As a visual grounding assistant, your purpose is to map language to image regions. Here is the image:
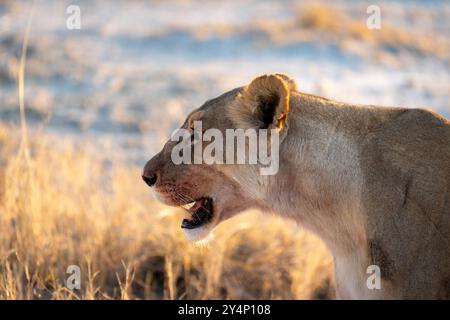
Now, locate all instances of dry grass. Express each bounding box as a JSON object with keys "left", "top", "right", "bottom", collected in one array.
[
  {"left": 0, "top": 124, "right": 333, "bottom": 300},
  {"left": 295, "top": 3, "right": 450, "bottom": 60},
  {"left": 0, "top": 0, "right": 331, "bottom": 299},
  {"left": 193, "top": 2, "right": 449, "bottom": 62}
]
